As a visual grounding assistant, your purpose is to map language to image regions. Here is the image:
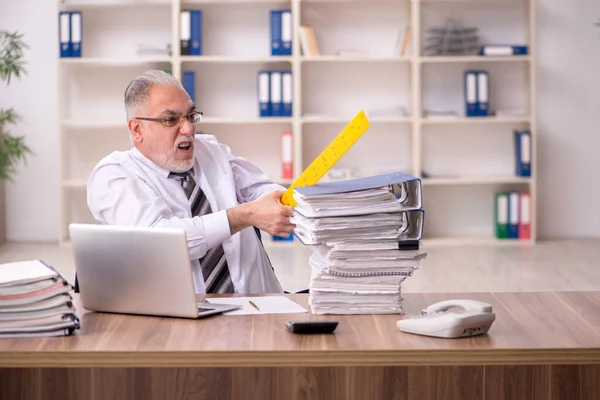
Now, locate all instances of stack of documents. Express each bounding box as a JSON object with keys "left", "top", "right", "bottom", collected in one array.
[
  {"left": 0, "top": 260, "right": 80, "bottom": 338},
  {"left": 291, "top": 172, "right": 427, "bottom": 315}
]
